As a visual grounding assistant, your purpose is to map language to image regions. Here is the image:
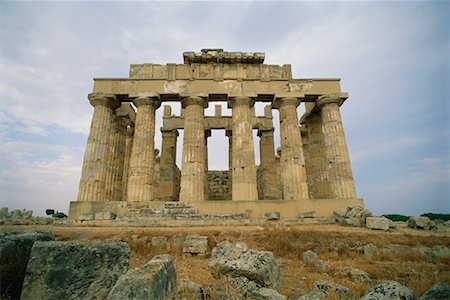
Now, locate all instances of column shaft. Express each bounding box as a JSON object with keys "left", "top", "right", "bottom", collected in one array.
[
  {"left": 273, "top": 97, "right": 309, "bottom": 200},
  {"left": 318, "top": 95, "right": 357, "bottom": 198},
  {"left": 229, "top": 97, "right": 258, "bottom": 201},
  {"left": 121, "top": 126, "right": 134, "bottom": 202},
  {"left": 127, "top": 96, "right": 161, "bottom": 207},
  {"left": 159, "top": 129, "right": 180, "bottom": 201},
  {"left": 179, "top": 96, "right": 208, "bottom": 202},
  {"left": 258, "top": 129, "right": 282, "bottom": 199},
  {"left": 77, "top": 93, "right": 120, "bottom": 202}
]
